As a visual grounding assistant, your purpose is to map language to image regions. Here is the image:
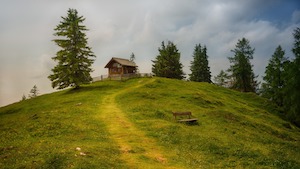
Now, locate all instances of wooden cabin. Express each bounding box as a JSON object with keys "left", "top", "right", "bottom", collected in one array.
[{"left": 104, "top": 57, "right": 138, "bottom": 79}]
